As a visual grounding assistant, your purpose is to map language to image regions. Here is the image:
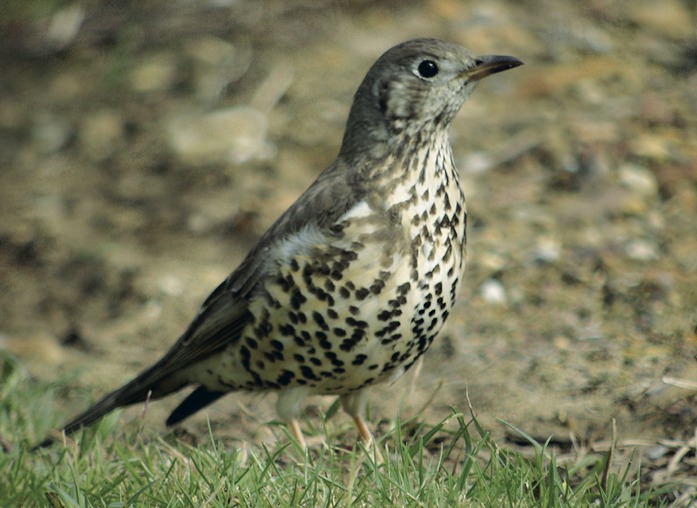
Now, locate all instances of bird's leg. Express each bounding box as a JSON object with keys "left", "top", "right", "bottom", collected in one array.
[
  {"left": 287, "top": 418, "right": 307, "bottom": 450},
  {"left": 352, "top": 414, "right": 383, "bottom": 464},
  {"left": 352, "top": 414, "right": 374, "bottom": 446},
  {"left": 277, "top": 387, "right": 310, "bottom": 450},
  {"left": 341, "top": 391, "right": 384, "bottom": 464}
]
